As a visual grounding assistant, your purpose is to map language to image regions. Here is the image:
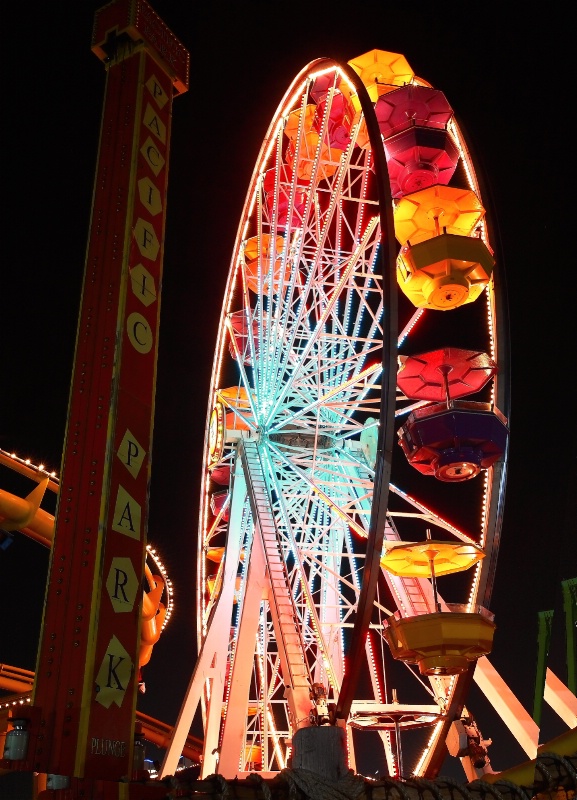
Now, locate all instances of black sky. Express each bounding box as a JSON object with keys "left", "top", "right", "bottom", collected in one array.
[{"left": 2, "top": 0, "right": 575, "bottom": 780}]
